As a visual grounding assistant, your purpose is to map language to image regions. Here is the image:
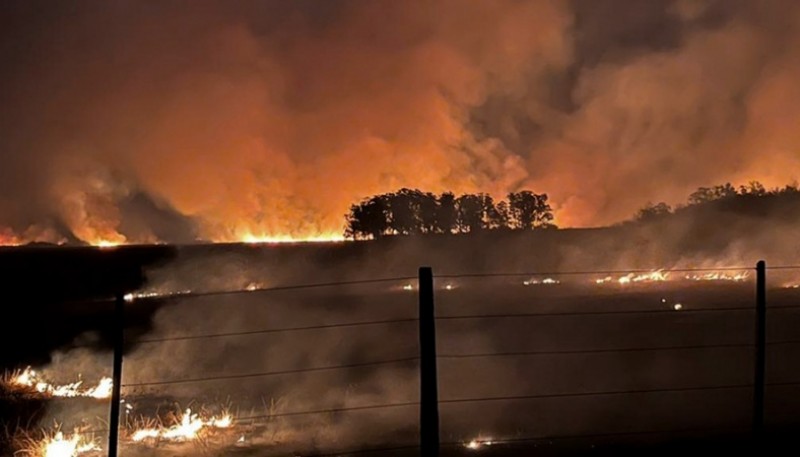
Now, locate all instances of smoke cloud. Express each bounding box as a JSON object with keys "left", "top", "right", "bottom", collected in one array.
[{"left": 0, "top": 0, "right": 798, "bottom": 243}]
